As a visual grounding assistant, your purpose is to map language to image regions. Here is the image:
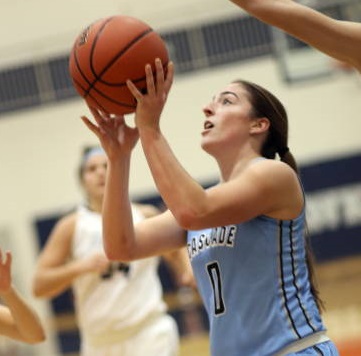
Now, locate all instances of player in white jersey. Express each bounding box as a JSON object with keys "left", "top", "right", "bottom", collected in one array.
[
  {"left": 82, "top": 59, "right": 339, "bottom": 355},
  {"left": 228, "top": 0, "right": 361, "bottom": 73},
  {"left": 32, "top": 146, "right": 194, "bottom": 356}
]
